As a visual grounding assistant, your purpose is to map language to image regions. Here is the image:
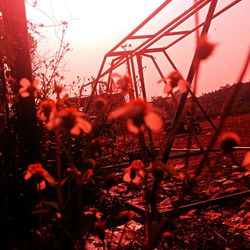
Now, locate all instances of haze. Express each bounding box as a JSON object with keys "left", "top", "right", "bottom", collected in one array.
[{"left": 26, "top": 0, "right": 250, "bottom": 98}]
